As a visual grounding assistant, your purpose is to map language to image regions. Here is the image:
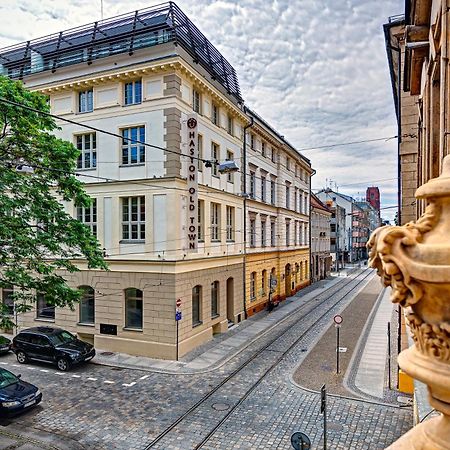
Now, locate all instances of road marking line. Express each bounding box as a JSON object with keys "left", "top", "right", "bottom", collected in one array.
[
  {"left": 139, "top": 375, "right": 150, "bottom": 380},
  {"left": 104, "top": 380, "right": 115, "bottom": 384},
  {"left": 27, "top": 367, "right": 36, "bottom": 370},
  {"left": 40, "top": 369, "right": 49, "bottom": 373},
  {"left": 55, "top": 372, "right": 66, "bottom": 375},
  {"left": 87, "top": 377, "right": 97, "bottom": 381},
  {"left": 11, "top": 364, "right": 20, "bottom": 367},
  {"left": 71, "top": 374, "right": 81, "bottom": 378},
  {"left": 0, "top": 362, "right": 8, "bottom": 365},
  {"left": 122, "top": 382, "right": 136, "bottom": 387}
]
